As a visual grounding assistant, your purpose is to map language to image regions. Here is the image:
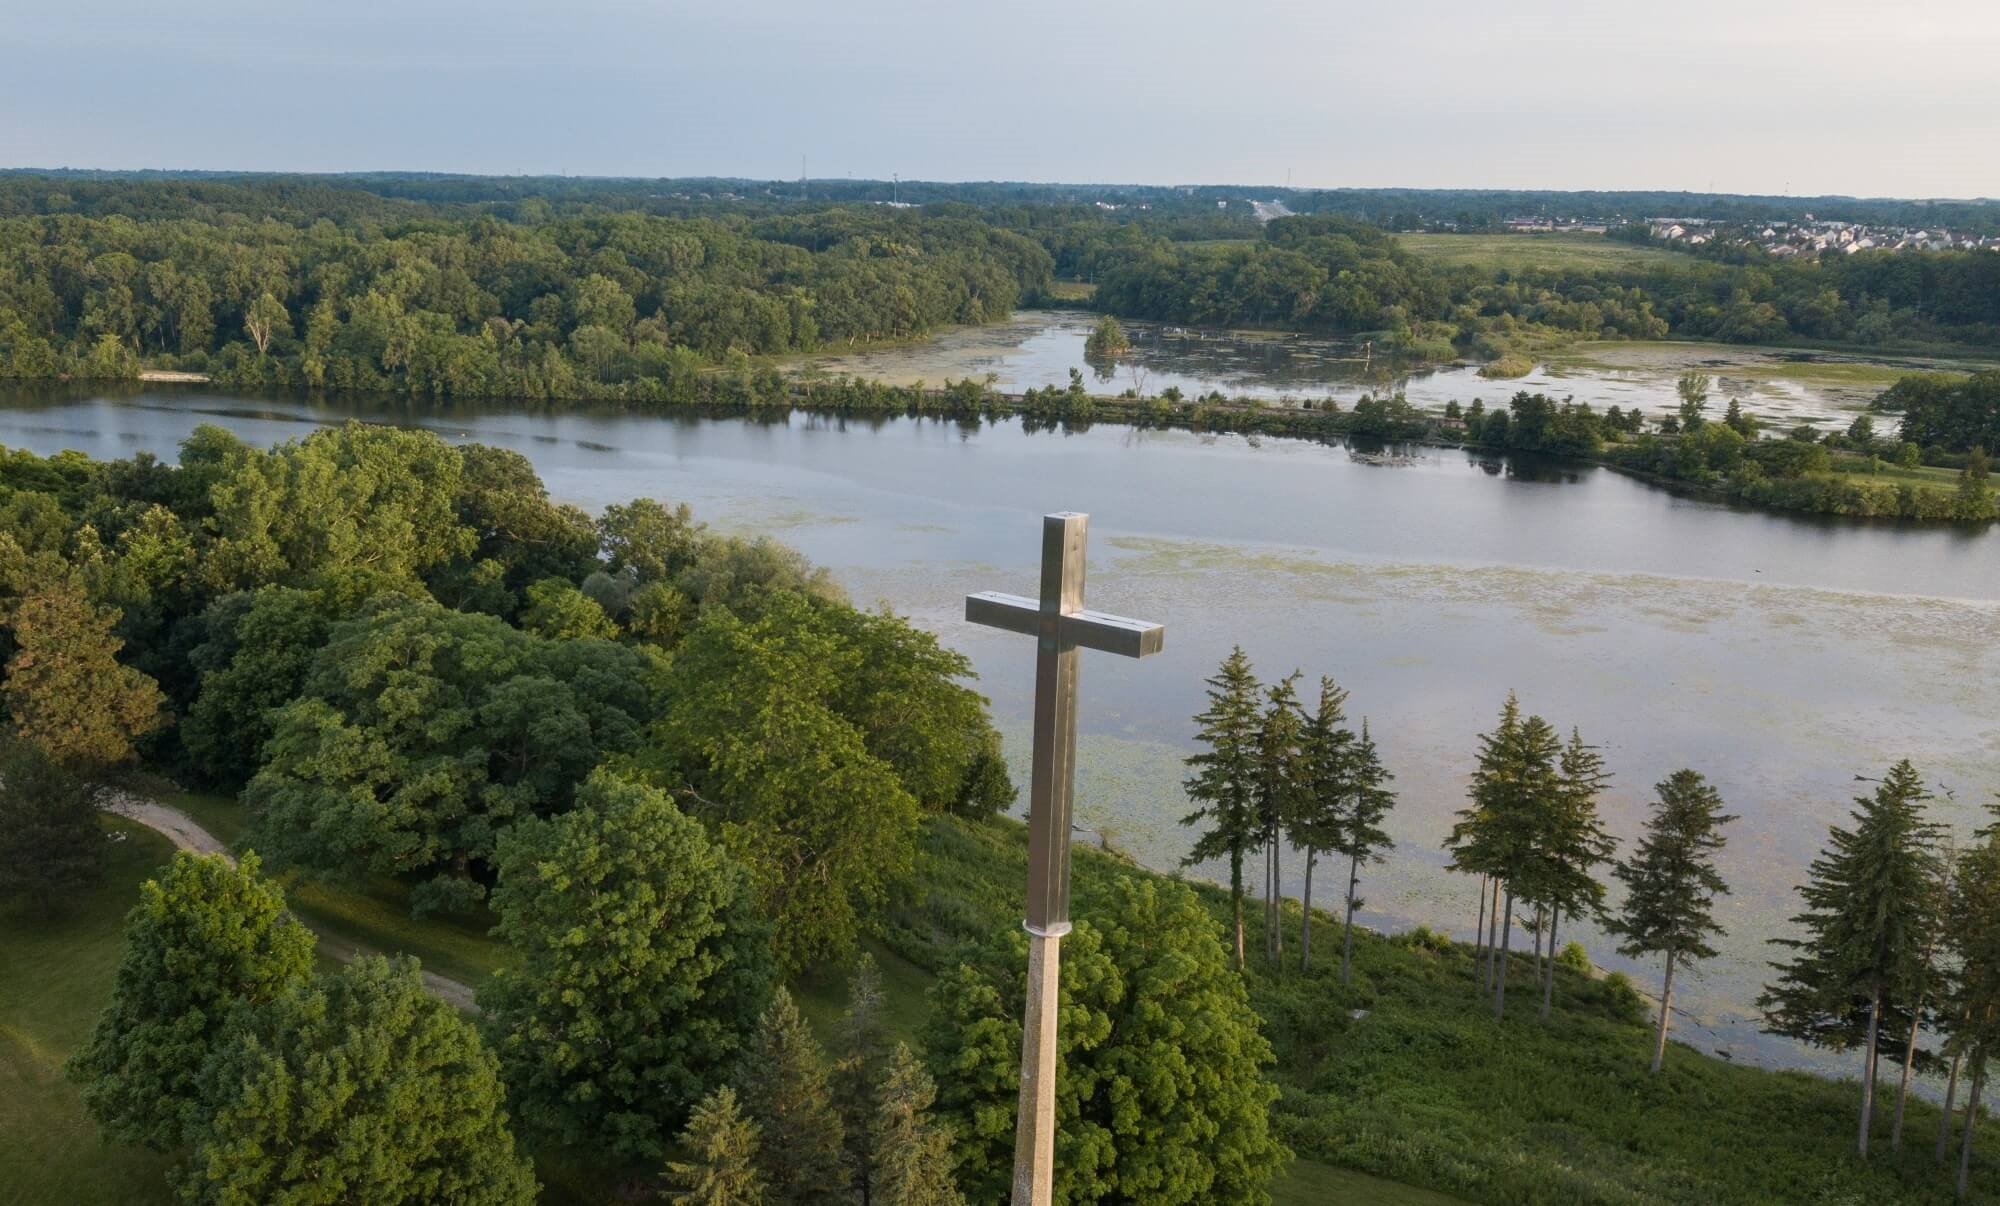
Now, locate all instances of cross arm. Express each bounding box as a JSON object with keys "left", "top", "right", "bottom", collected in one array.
[{"left": 965, "top": 591, "right": 1164, "bottom": 659}]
